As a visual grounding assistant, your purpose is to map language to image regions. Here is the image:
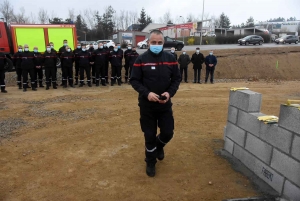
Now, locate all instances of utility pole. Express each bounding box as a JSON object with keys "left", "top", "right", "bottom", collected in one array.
[{"left": 200, "top": 0, "right": 205, "bottom": 46}]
